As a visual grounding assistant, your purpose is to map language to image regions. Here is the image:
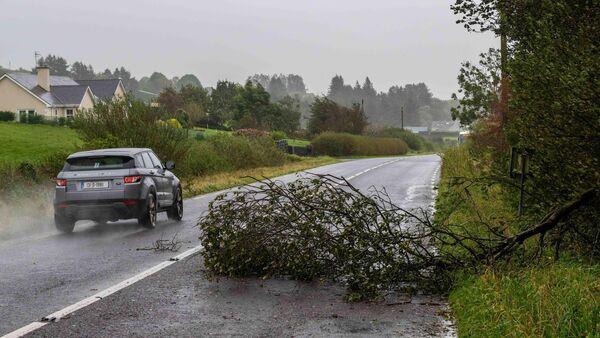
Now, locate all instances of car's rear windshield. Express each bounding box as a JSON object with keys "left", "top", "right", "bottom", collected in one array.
[{"left": 64, "top": 156, "right": 135, "bottom": 171}]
